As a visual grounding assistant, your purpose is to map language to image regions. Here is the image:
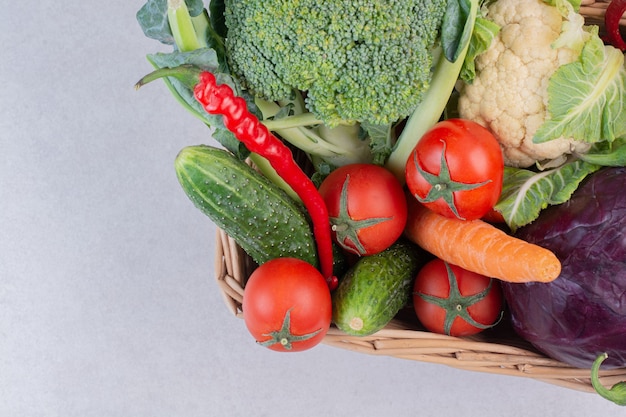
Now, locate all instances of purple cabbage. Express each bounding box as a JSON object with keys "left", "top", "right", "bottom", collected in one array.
[{"left": 502, "top": 167, "right": 626, "bottom": 369}]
